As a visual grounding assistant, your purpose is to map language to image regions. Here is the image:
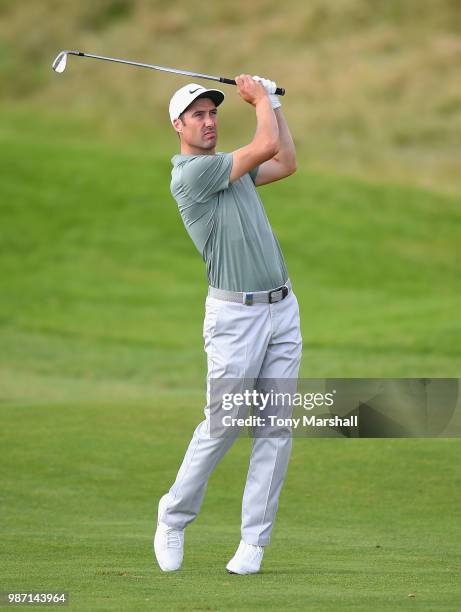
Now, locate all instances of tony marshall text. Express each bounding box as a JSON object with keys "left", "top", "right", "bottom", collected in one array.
[{"left": 222, "top": 415, "right": 359, "bottom": 428}]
